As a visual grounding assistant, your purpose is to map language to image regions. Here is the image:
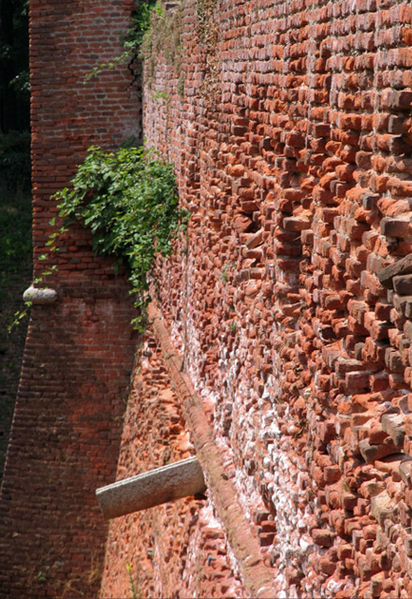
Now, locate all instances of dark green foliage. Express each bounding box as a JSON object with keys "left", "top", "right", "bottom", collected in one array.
[
  {"left": 0, "top": 0, "right": 30, "bottom": 132},
  {"left": 54, "top": 146, "right": 187, "bottom": 331},
  {"left": 124, "top": 0, "right": 158, "bottom": 51},
  {"left": 0, "top": 129, "right": 31, "bottom": 190},
  {"left": 0, "top": 184, "right": 32, "bottom": 271},
  {"left": 141, "top": 1, "right": 182, "bottom": 84}
]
